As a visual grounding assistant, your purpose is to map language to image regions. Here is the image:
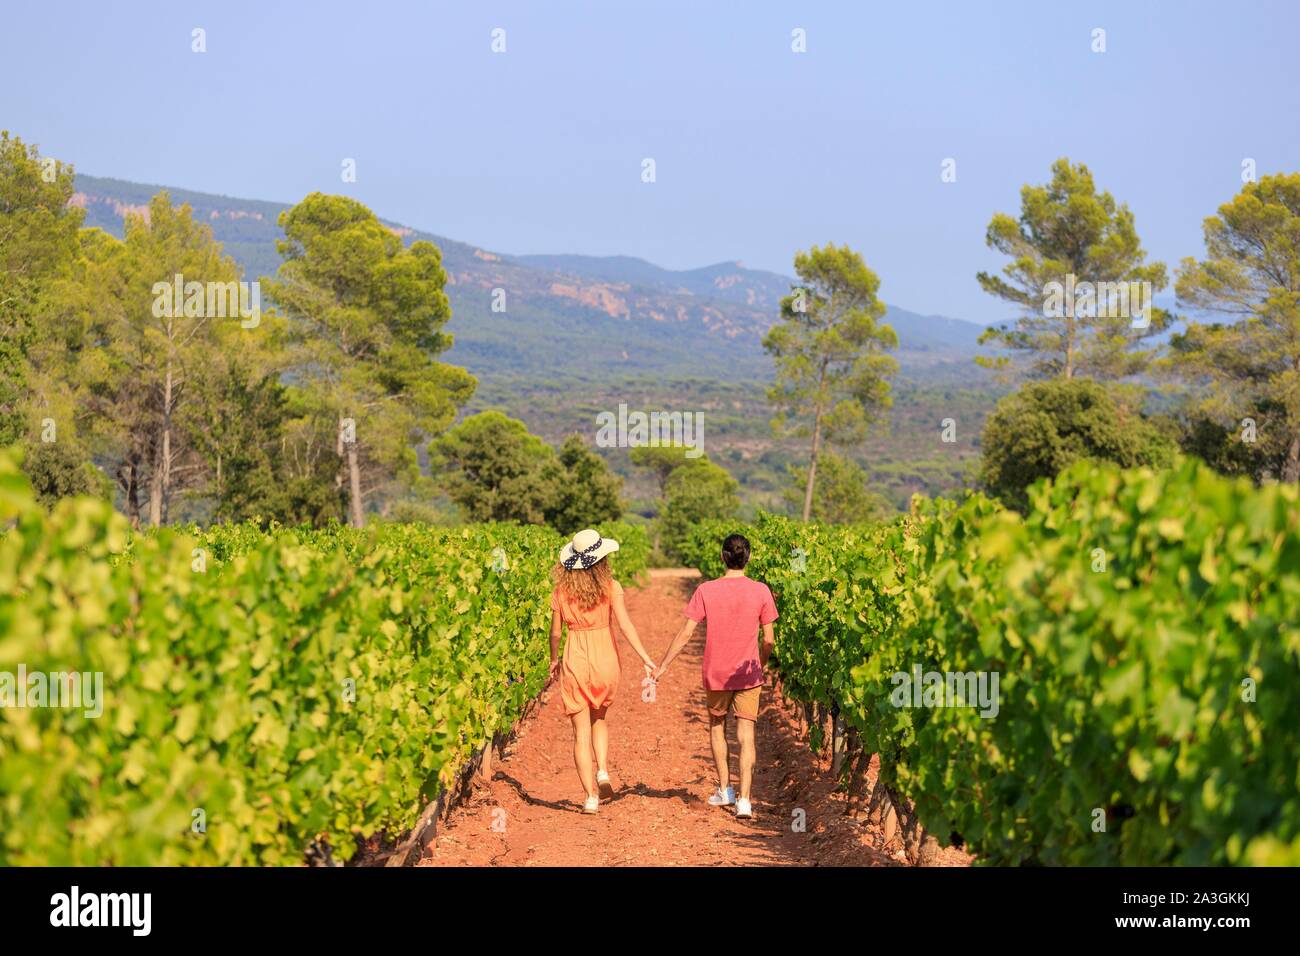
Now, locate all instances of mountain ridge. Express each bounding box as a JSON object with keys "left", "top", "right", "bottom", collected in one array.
[{"left": 71, "top": 173, "right": 990, "bottom": 383}]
